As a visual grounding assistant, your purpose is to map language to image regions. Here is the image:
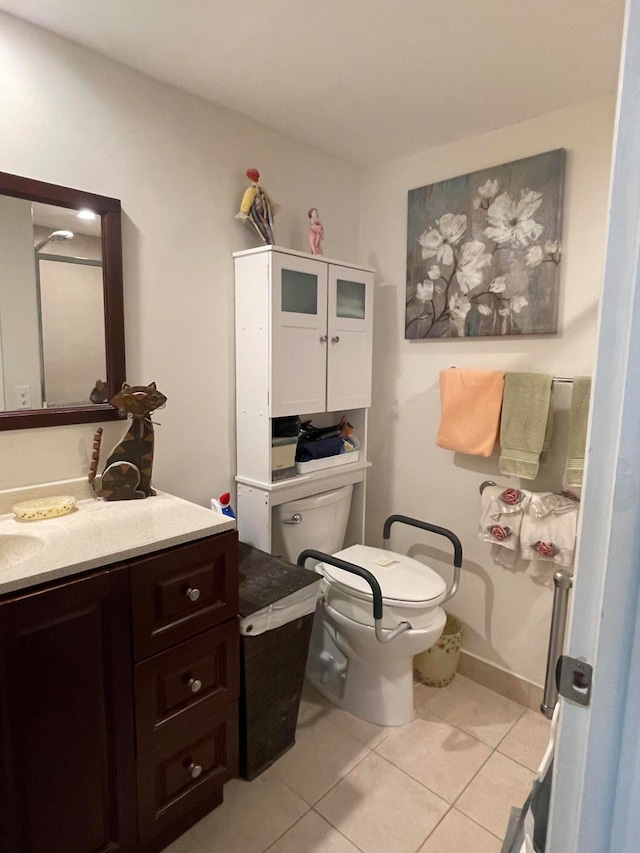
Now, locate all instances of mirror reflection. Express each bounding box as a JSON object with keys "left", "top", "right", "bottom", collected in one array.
[{"left": 0, "top": 197, "right": 106, "bottom": 412}]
